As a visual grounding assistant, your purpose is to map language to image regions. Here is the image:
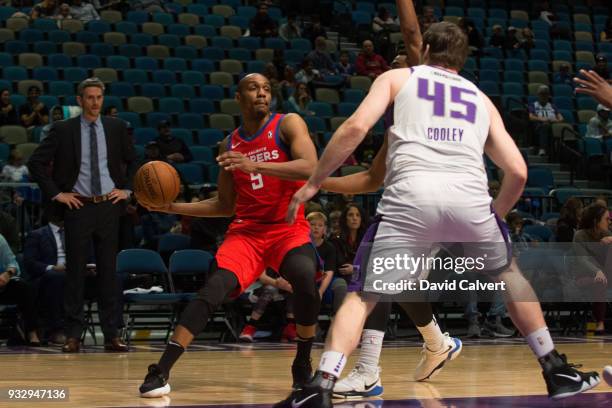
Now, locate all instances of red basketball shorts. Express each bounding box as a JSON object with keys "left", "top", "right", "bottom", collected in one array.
[{"left": 215, "top": 218, "right": 312, "bottom": 293}]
